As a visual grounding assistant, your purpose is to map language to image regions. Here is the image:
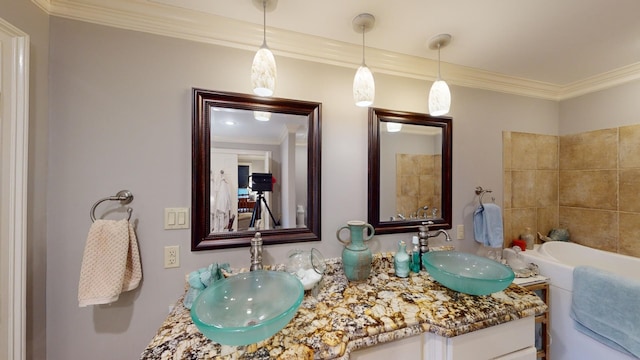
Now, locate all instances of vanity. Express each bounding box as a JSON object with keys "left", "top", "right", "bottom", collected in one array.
[{"left": 140, "top": 253, "right": 546, "bottom": 360}]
